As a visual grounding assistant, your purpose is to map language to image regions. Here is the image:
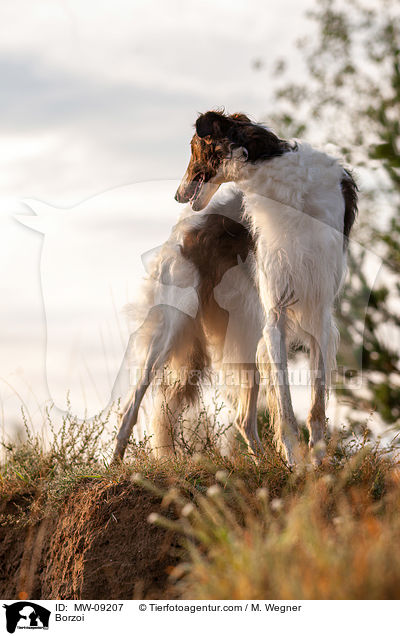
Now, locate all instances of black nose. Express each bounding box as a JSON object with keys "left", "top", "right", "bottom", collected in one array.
[{"left": 175, "top": 189, "right": 188, "bottom": 203}]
